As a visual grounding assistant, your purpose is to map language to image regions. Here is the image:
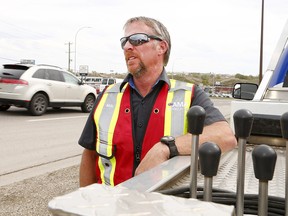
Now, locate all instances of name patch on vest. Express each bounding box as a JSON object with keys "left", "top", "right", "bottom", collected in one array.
[
  {"left": 105, "top": 103, "right": 114, "bottom": 108},
  {"left": 168, "top": 102, "right": 187, "bottom": 110}
]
